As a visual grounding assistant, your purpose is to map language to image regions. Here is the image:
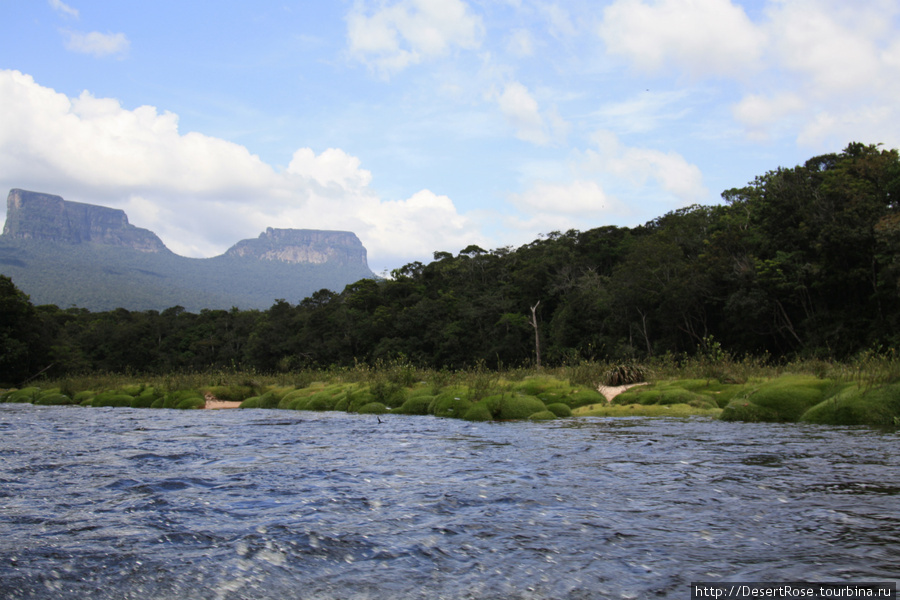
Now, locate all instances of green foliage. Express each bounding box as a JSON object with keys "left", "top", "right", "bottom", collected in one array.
[
  {"left": 2, "top": 387, "right": 41, "bottom": 403},
  {"left": 498, "top": 394, "right": 547, "bottom": 420},
  {"left": 175, "top": 397, "right": 205, "bottom": 410},
  {"left": 800, "top": 384, "right": 900, "bottom": 426},
  {"left": 92, "top": 394, "right": 135, "bottom": 408},
  {"left": 528, "top": 410, "right": 557, "bottom": 421},
  {"left": 429, "top": 393, "right": 473, "bottom": 418},
  {"left": 162, "top": 390, "right": 203, "bottom": 409},
  {"left": 357, "top": 402, "right": 388, "bottom": 415},
  {"left": 34, "top": 392, "right": 74, "bottom": 406},
  {"left": 394, "top": 395, "right": 435, "bottom": 415},
  {"left": 545, "top": 403, "right": 572, "bottom": 417},
  {"left": 575, "top": 403, "right": 722, "bottom": 418},
  {"left": 716, "top": 375, "right": 842, "bottom": 422},
  {"left": 461, "top": 402, "right": 494, "bottom": 421}
]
